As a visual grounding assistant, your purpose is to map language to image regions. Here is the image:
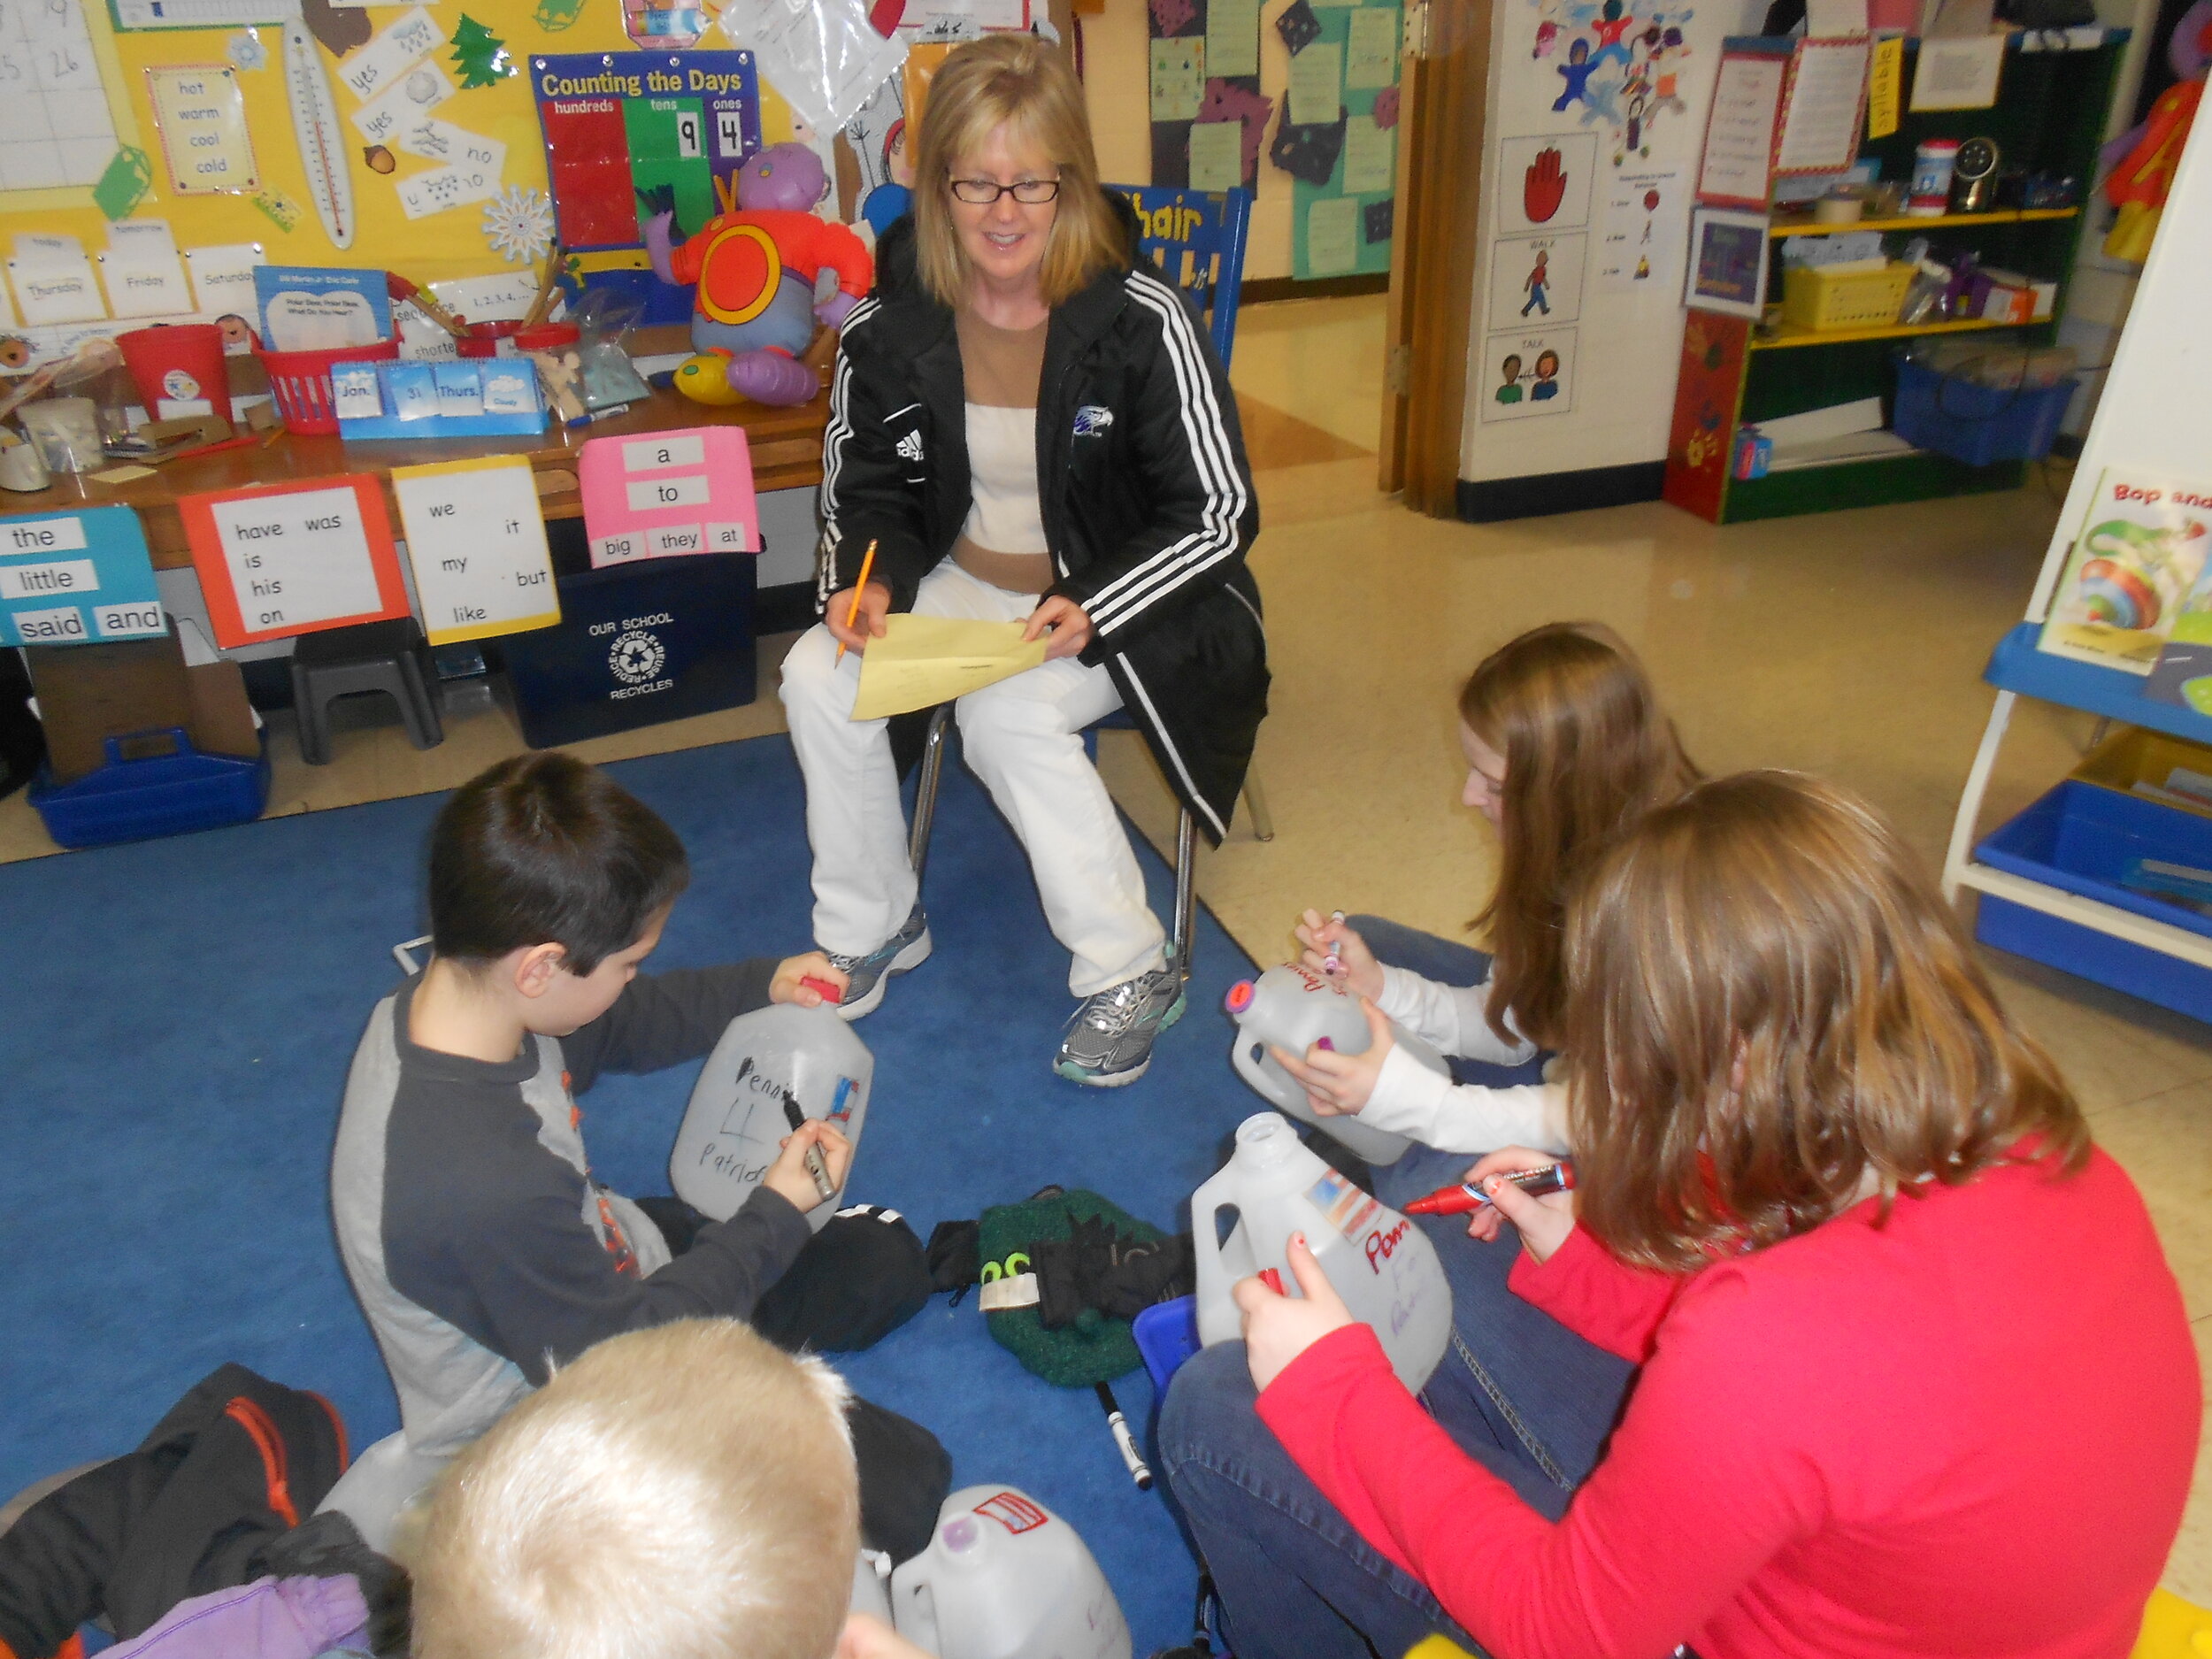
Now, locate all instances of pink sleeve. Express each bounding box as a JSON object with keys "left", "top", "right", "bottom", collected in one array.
[
  {"left": 1259, "top": 1277, "right": 1824, "bottom": 1659},
  {"left": 1507, "top": 1225, "right": 1685, "bottom": 1363}
]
